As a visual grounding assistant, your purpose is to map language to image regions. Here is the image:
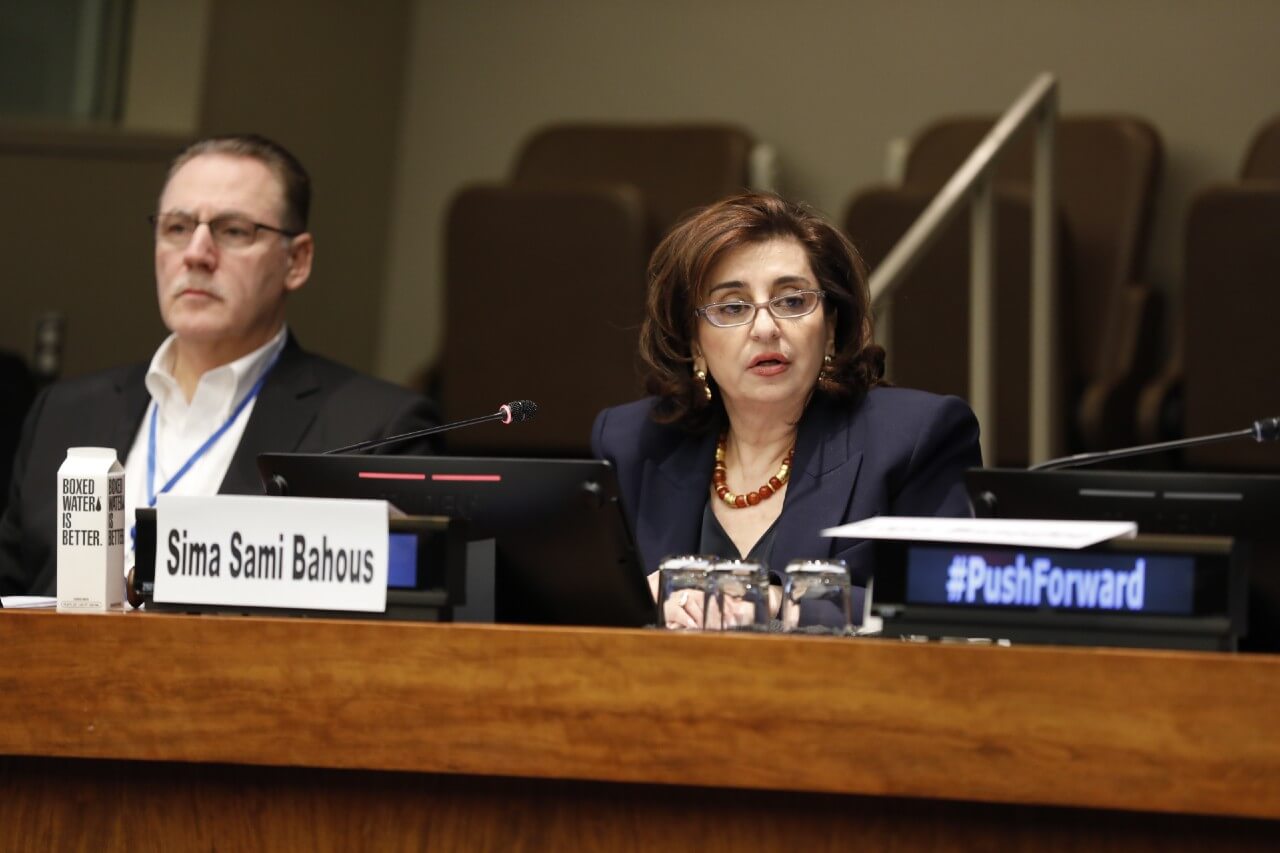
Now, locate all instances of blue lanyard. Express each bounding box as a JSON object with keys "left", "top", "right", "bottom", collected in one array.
[{"left": 145, "top": 354, "right": 279, "bottom": 508}]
